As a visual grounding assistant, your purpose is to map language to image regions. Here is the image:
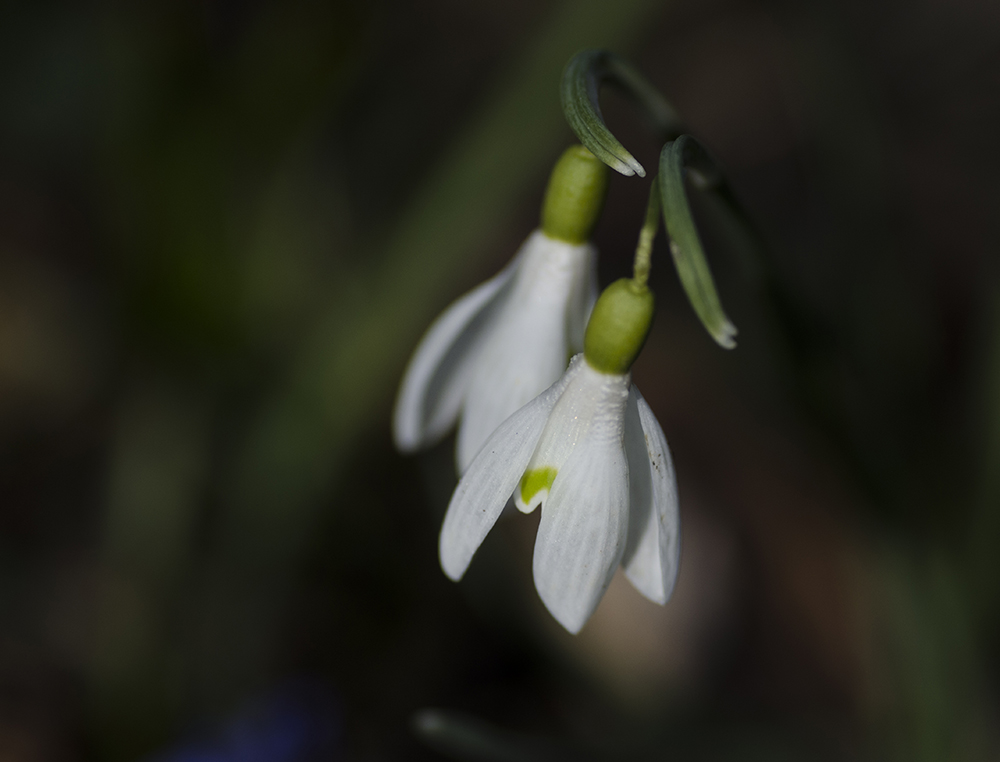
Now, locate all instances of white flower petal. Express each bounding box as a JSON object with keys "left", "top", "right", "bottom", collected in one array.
[
  {"left": 622, "top": 386, "right": 680, "bottom": 604},
  {"left": 519, "top": 359, "right": 629, "bottom": 476},
  {"left": 513, "top": 357, "right": 612, "bottom": 512},
  {"left": 621, "top": 388, "right": 659, "bottom": 601},
  {"left": 567, "top": 244, "right": 598, "bottom": 353},
  {"left": 393, "top": 255, "right": 519, "bottom": 452},
  {"left": 455, "top": 303, "right": 568, "bottom": 472},
  {"left": 532, "top": 430, "right": 630, "bottom": 634},
  {"left": 455, "top": 233, "right": 594, "bottom": 472},
  {"left": 531, "top": 362, "right": 631, "bottom": 634},
  {"left": 438, "top": 367, "right": 577, "bottom": 581}
]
